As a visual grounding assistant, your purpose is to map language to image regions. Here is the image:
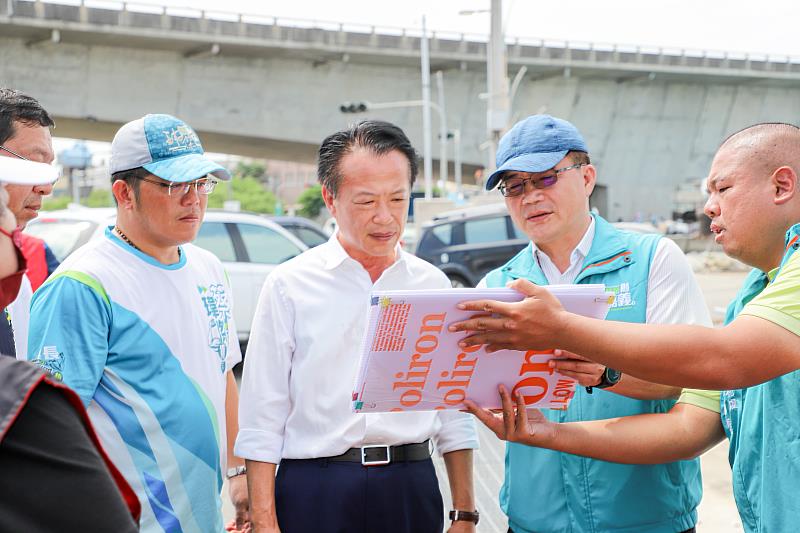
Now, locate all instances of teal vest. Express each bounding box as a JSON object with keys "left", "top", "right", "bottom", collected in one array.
[
  {"left": 486, "top": 215, "right": 701, "bottom": 533},
  {"left": 720, "top": 223, "right": 800, "bottom": 533}
]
